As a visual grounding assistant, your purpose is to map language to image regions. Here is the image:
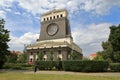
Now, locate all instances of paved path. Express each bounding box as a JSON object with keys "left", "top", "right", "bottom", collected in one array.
[
  {"left": 24, "top": 71, "right": 120, "bottom": 77},
  {"left": 1, "top": 69, "right": 120, "bottom": 77}
]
